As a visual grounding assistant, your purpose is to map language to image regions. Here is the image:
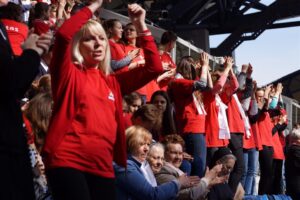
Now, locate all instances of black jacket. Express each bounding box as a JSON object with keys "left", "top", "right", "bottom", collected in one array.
[{"left": 0, "top": 21, "right": 40, "bottom": 153}]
